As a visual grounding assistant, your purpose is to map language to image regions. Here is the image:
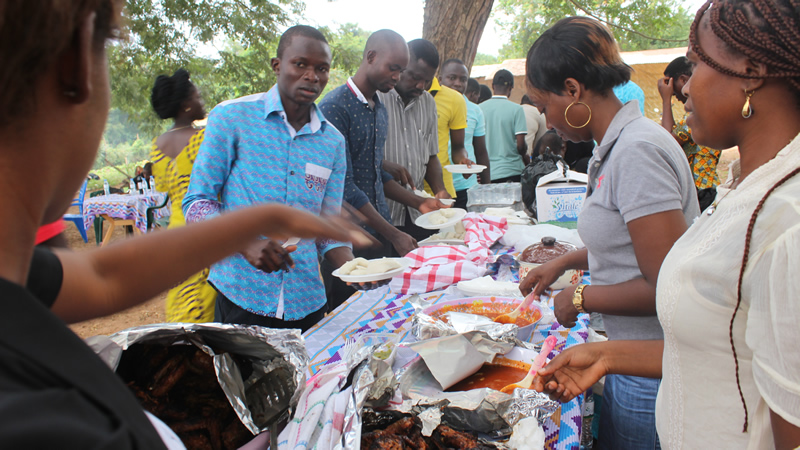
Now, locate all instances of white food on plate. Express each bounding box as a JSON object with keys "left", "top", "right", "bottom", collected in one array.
[
  {"left": 338, "top": 257, "right": 402, "bottom": 276},
  {"left": 427, "top": 221, "right": 466, "bottom": 241},
  {"left": 427, "top": 208, "right": 459, "bottom": 225}
]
